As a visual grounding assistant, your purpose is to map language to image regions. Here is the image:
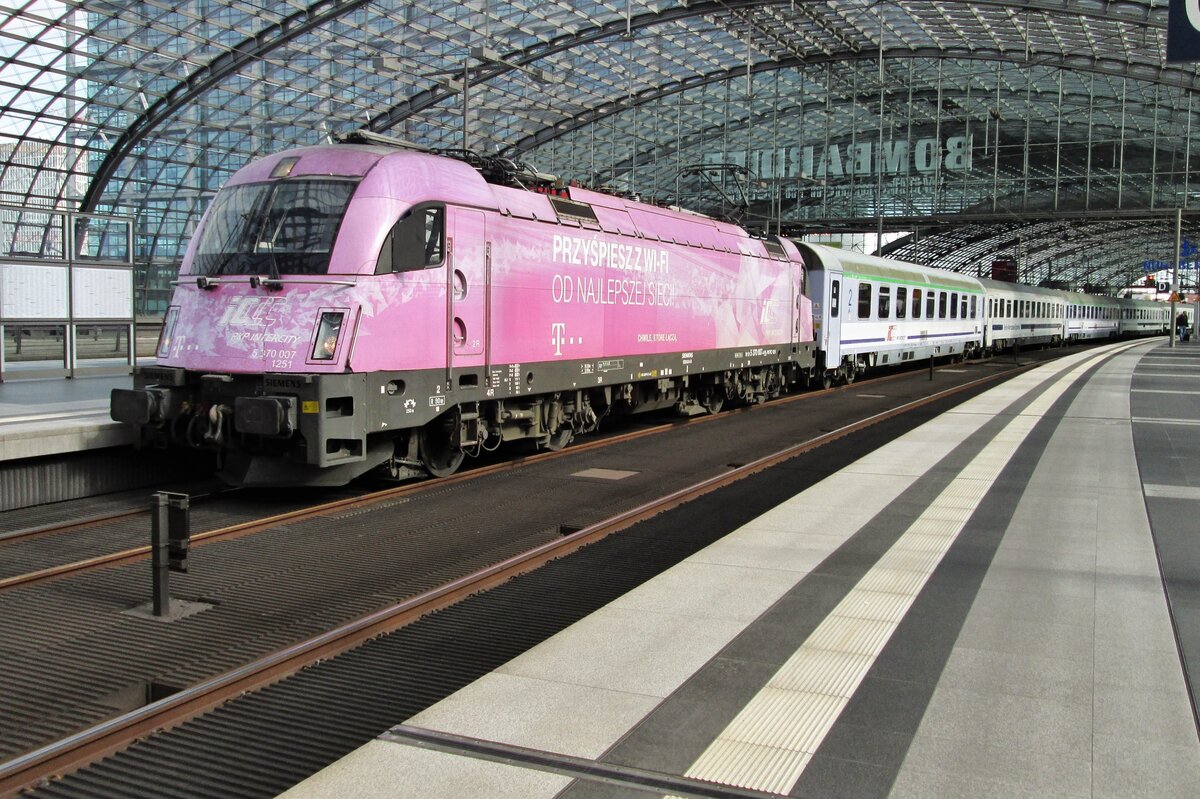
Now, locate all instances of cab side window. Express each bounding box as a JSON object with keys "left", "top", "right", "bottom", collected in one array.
[
  {"left": 376, "top": 204, "right": 445, "bottom": 274},
  {"left": 858, "top": 283, "right": 872, "bottom": 319}
]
